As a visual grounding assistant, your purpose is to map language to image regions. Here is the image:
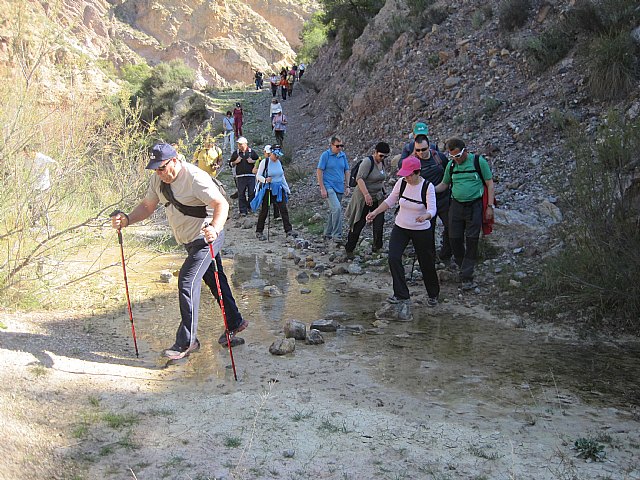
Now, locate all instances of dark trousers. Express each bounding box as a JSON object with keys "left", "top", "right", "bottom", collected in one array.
[
  {"left": 175, "top": 238, "right": 243, "bottom": 349},
  {"left": 449, "top": 198, "right": 482, "bottom": 281},
  {"left": 271, "top": 84, "right": 277, "bottom": 97},
  {"left": 274, "top": 130, "right": 285, "bottom": 146},
  {"left": 256, "top": 192, "right": 292, "bottom": 233},
  {"left": 345, "top": 200, "right": 383, "bottom": 253},
  {"left": 388, "top": 225, "right": 440, "bottom": 300},
  {"left": 281, "top": 86, "right": 287, "bottom": 100},
  {"left": 236, "top": 176, "right": 255, "bottom": 214}
]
